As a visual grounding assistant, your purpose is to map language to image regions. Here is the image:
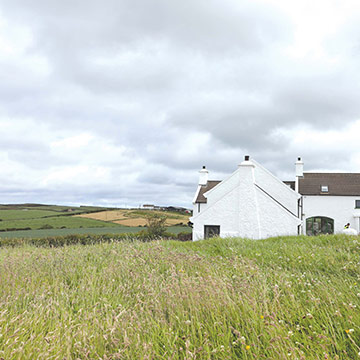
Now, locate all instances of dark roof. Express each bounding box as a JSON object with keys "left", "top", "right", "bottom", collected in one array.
[
  {"left": 299, "top": 173, "right": 360, "bottom": 196},
  {"left": 283, "top": 181, "right": 295, "bottom": 190},
  {"left": 195, "top": 181, "right": 221, "bottom": 203}
]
